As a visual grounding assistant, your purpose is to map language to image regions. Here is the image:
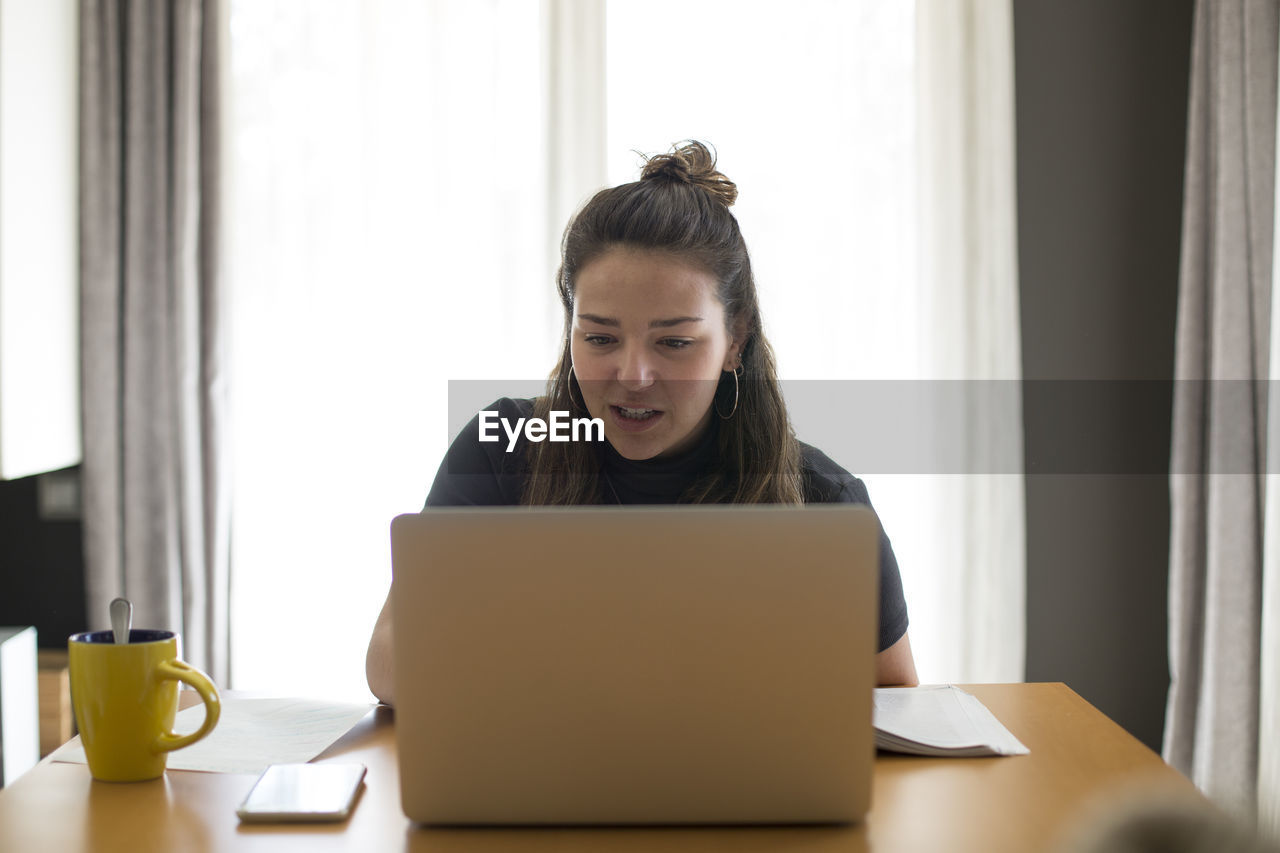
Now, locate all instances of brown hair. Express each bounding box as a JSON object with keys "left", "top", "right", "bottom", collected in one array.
[{"left": 522, "top": 141, "right": 803, "bottom": 505}]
